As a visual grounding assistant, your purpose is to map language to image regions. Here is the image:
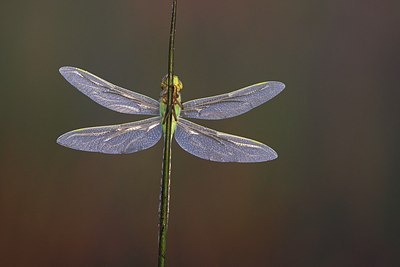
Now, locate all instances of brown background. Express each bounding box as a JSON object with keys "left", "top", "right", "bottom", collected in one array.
[{"left": 1, "top": 0, "right": 399, "bottom": 266}]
